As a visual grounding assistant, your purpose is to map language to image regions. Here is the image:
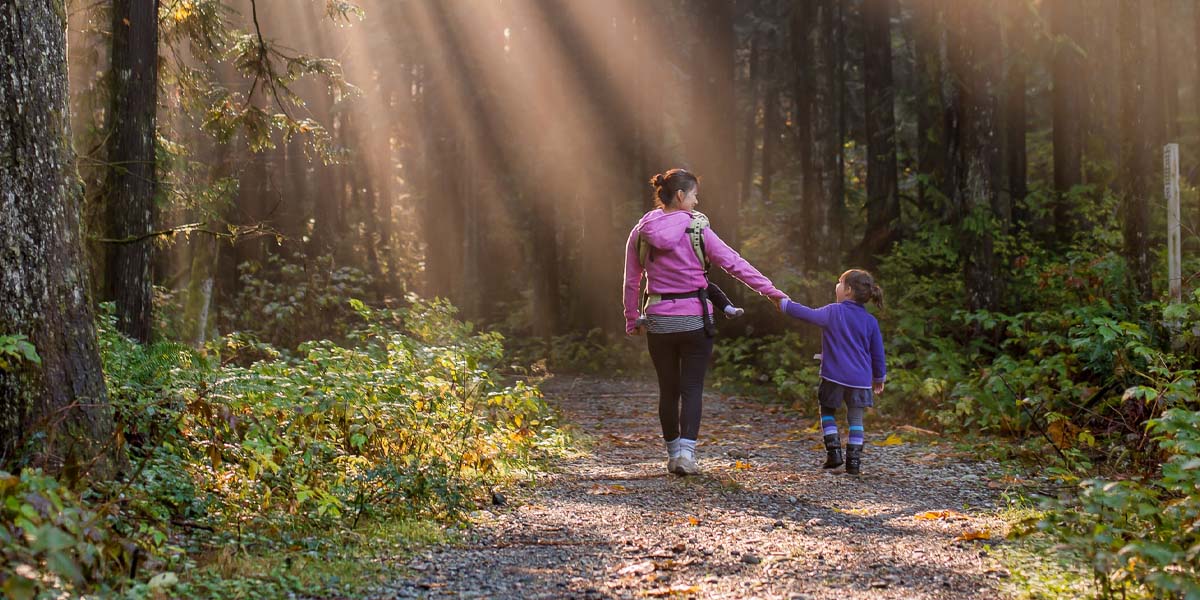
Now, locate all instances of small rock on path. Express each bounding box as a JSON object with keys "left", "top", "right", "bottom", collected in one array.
[{"left": 387, "top": 377, "right": 1011, "bottom": 599}]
